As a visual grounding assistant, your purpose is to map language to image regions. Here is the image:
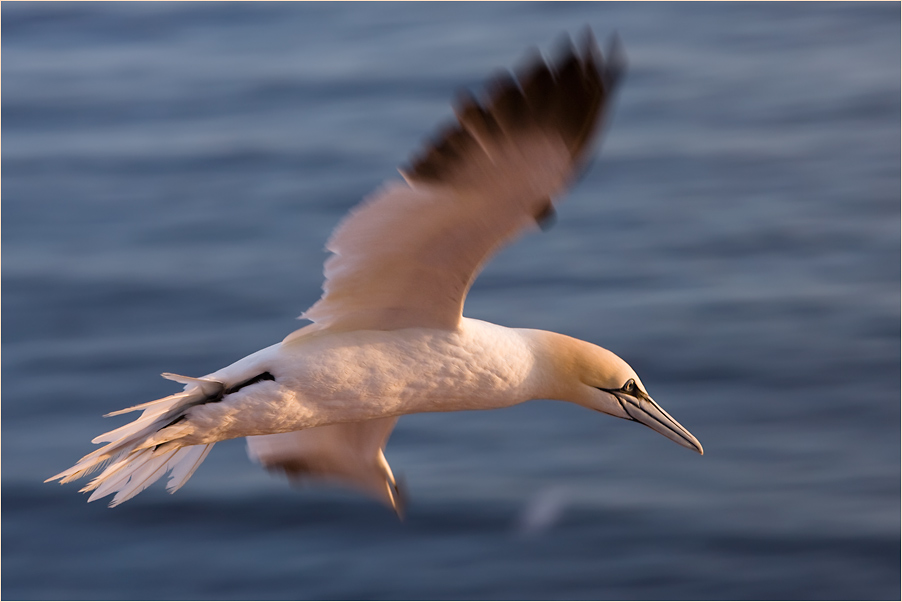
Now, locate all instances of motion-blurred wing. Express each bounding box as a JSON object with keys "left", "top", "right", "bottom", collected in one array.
[
  {"left": 297, "top": 33, "right": 624, "bottom": 334},
  {"left": 246, "top": 417, "right": 403, "bottom": 515}
]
